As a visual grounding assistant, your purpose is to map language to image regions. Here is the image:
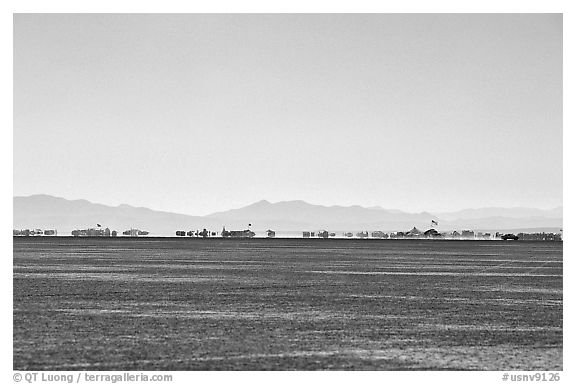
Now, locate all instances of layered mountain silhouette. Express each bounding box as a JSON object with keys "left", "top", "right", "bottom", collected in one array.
[
  {"left": 206, "top": 200, "right": 439, "bottom": 231},
  {"left": 13, "top": 195, "right": 562, "bottom": 235},
  {"left": 13, "top": 195, "right": 210, "bottom": 236}
]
